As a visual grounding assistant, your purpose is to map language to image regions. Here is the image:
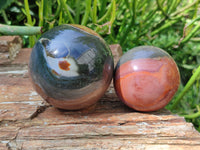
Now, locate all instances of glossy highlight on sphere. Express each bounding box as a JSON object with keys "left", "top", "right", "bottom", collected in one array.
[
  {"left": 29, "top": 24, "right": 114, "bottom": 110},
  {"left": 114, "top": 46, "right": 180, "bottom": 112}
]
